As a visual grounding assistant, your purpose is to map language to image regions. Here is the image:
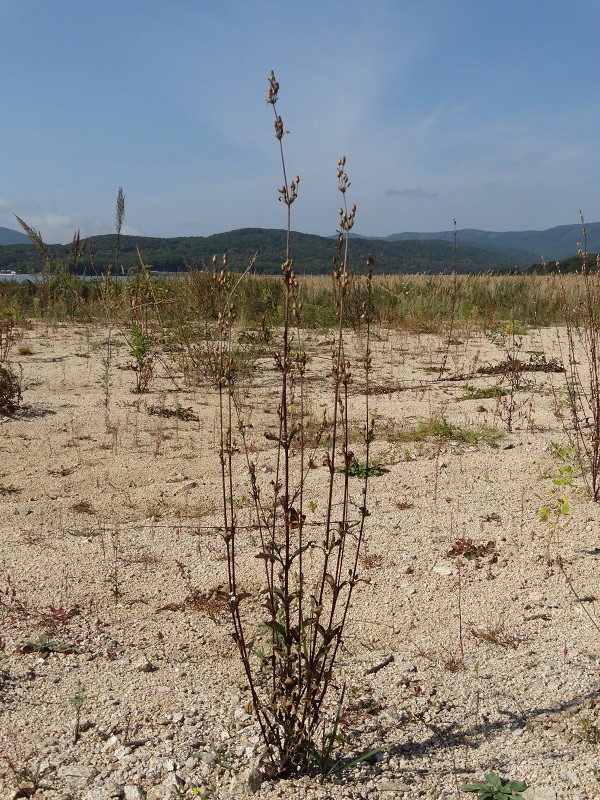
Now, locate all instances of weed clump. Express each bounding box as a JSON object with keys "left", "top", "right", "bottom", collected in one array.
[
  {"left": 383, "top": 415, "right": 504, "bottom": 447},
  {"left": 0, "top": 317, "right": 21, "bottom": 414},
  {"left": 0, "top": 363, "right": 21, "bottom": 414}
]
